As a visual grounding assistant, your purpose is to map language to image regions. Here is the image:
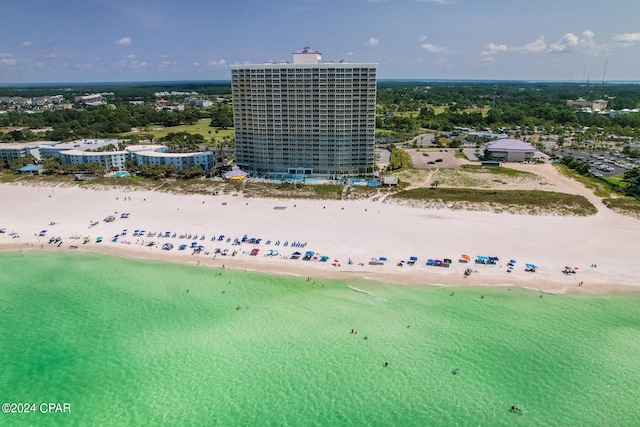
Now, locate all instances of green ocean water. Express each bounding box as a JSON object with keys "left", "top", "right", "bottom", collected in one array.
[{"left": 1, "top": 251, "right": 640, "bottom": 426}]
